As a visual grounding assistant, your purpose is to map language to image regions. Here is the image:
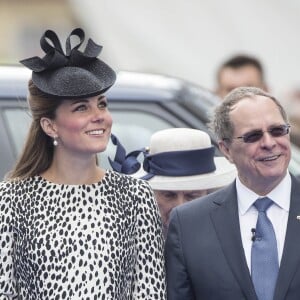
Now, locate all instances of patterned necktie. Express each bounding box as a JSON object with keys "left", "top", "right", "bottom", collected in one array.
[{"left": 251, "top": 197, "right": 279, "bottom": 300}]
